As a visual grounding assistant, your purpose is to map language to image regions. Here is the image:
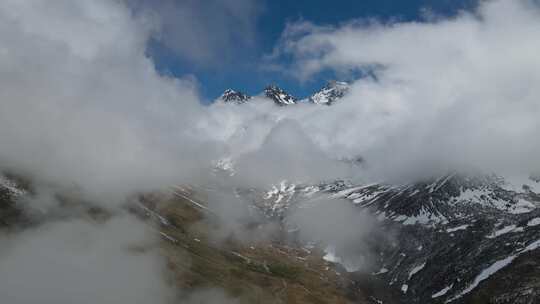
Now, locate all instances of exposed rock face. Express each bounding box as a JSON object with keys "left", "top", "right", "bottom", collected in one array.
[
  {"left": 0, "top": 173, "right": 368, "bottom": 304},
  {"left": 210, "top": 83, "right": 540, "bottom": 302},
  {"left": 307, "top": 81, "right": 350, "bottom": 105},
  {"left": 3, "top": 76, "right": 540, "bottom": 303},
  {"left": 219, "top": 89, "right": 251, "bottom": 104},
  {"left": 0, "top": 174, "right": 28, "bottom": 228},
  {"left": 245, "top": 174, "right": 540, "bottom": 303},
  {"left": 264, "top": 85, "right": 297, "bottom": 106},
  {"left": 218, "top": 81, "right": 350, "bottom": 106}
]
